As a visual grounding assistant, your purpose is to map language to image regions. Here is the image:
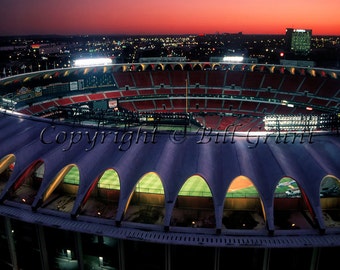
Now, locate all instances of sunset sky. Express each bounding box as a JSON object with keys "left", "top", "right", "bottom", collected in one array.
[{"left": 1, "top": 0, "right": 340, "bottom": 36}]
